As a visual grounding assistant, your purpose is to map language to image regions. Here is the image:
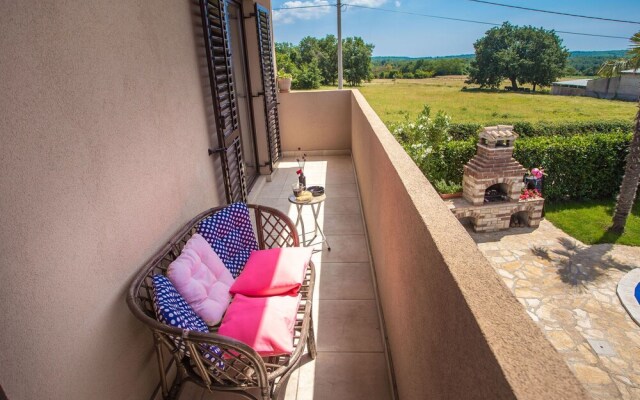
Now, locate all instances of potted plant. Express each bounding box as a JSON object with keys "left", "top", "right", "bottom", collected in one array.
[{"left": 277, "top": 71, "right": 293, "bottom": 93}]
